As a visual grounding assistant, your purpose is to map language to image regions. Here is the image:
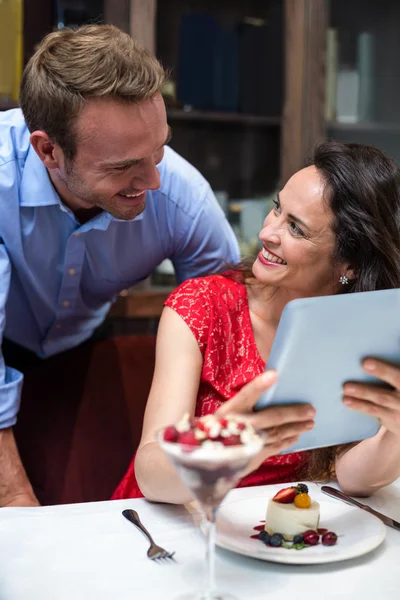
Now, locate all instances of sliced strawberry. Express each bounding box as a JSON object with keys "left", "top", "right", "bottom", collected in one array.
[
  {"left": 178, "top": 431, "right": 200, "bottom": 446},
  {"left": 237, "top": 422, "right": 247, "bottom": 431},
  {"left": 272, "top": 487, "right": 297, "bottom": 504},
  {"left": 219, "top": 418, "right": 228, "bottom": 429},
  {"left": 163, "top": 425, "right": 179, "bottom": 443}
]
